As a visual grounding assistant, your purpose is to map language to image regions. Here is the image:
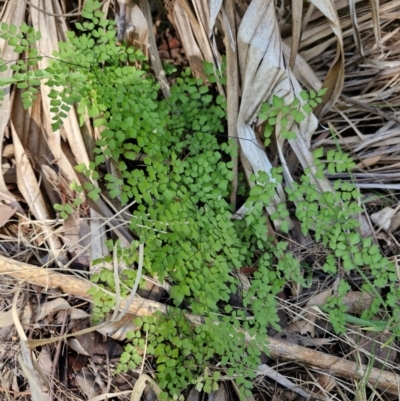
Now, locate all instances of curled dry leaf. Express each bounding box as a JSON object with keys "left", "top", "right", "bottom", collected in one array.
[
  {"left": 237, "top": 0, "right": 336, "bottom": 231},
  {"left": 130, "top": 374, "right": 162, "bottom": 401},
  {"left": 0, "top": 298, "right": 71, "bottom": 328},
  {"left": 30, "top": 0, "right": 79, "bottom": 183},
  {"left": 300, "top": 0, "right": 345, "bottom": 117},
  {"left": 186, "top": 387, "right": 201, "bottom": 401}
]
